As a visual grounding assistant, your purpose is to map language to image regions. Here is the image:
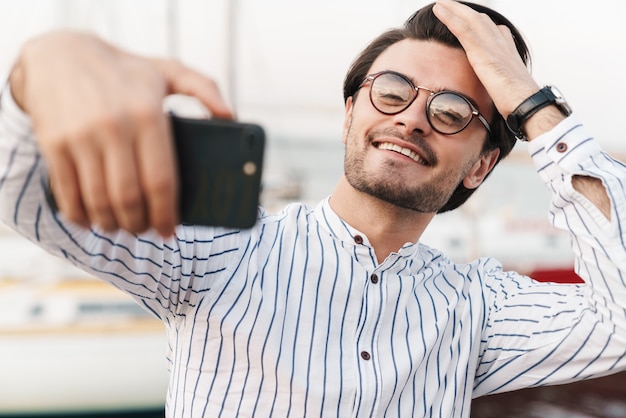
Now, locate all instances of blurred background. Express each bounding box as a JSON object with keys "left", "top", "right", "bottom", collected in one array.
[{"left": 0, "top": 0, "right": 625, "bottom": 417}]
